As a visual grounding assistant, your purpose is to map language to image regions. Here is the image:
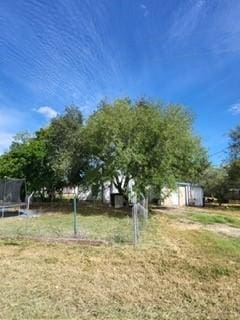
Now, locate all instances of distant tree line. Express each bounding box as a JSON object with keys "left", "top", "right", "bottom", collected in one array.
[
  {"left": 0, "top": 98, "right": 209, "bottom": 201},
  {"left": 200, "top": 125, "right": 240, "bottom": 205}
]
